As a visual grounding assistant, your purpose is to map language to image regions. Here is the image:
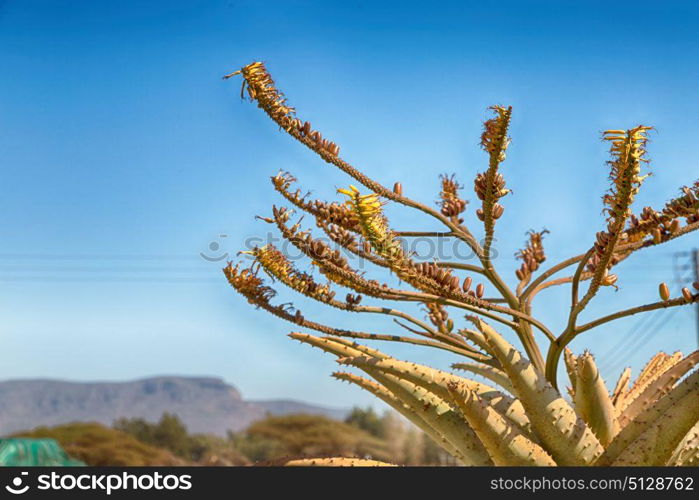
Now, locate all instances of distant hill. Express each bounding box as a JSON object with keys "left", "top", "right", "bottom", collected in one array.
[{"left": 0, "top": 376, "right": 348, "bottom": 437}]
